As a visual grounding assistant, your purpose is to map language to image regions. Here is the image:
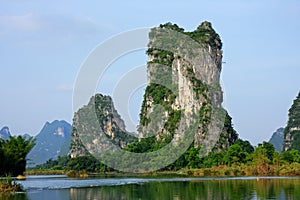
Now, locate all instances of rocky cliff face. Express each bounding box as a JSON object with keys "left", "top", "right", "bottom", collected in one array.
[
  {"left": 70, "top": 22, "right": 237, "bottom": 159},
  {"left": 269, "top": 127, "right": 284, "bottom": 152},
  {"left": 138, "top": 22, "right": 237, "bottom": 151},
  {"left": 284, "top": 92, "right": 300, "bottom": 151},
  {"left": 69, "top": 94, "right": 137, "bottom": 158}
]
